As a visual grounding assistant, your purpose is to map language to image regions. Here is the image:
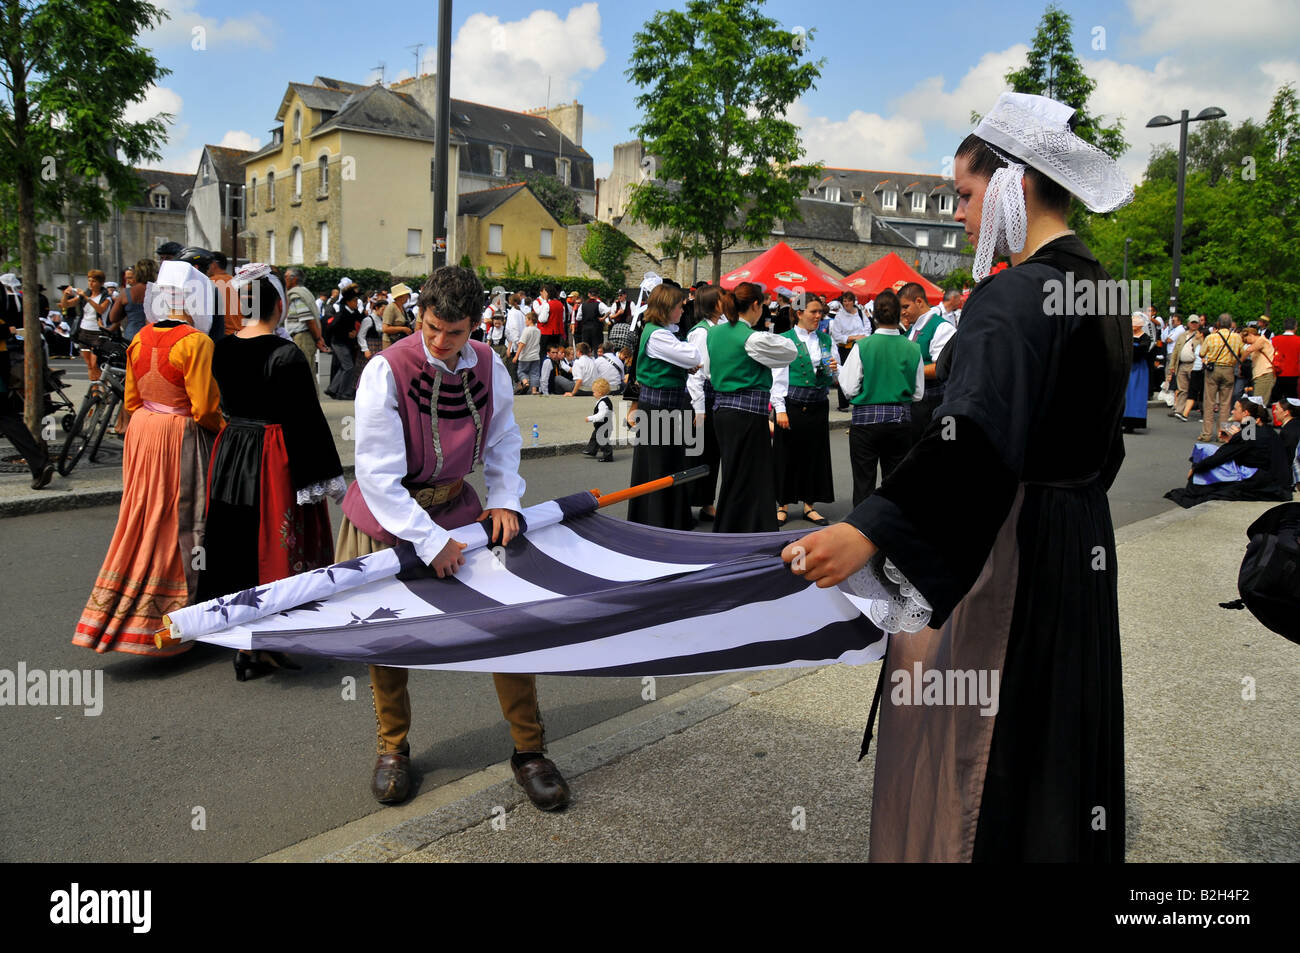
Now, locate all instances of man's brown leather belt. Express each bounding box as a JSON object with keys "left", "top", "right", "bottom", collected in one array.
[{"left": 407, "top": 478, "right": 463, "bottom": 509}]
